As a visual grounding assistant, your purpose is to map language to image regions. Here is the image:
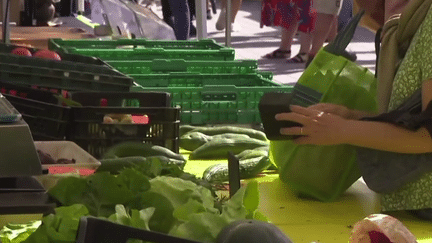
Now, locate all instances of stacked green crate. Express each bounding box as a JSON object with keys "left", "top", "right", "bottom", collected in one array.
[
  {"left": 48, "top": 38, "right": 293, "bottom": 125},
  {"left": 105, "top": 59, "right": 274, "bottom": 82},
  {"left": 130, "top": 73, "right": 293, "bottom": 124},
  {"left": 49, "top": 38, "right": 236, "bottom": 61}
]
